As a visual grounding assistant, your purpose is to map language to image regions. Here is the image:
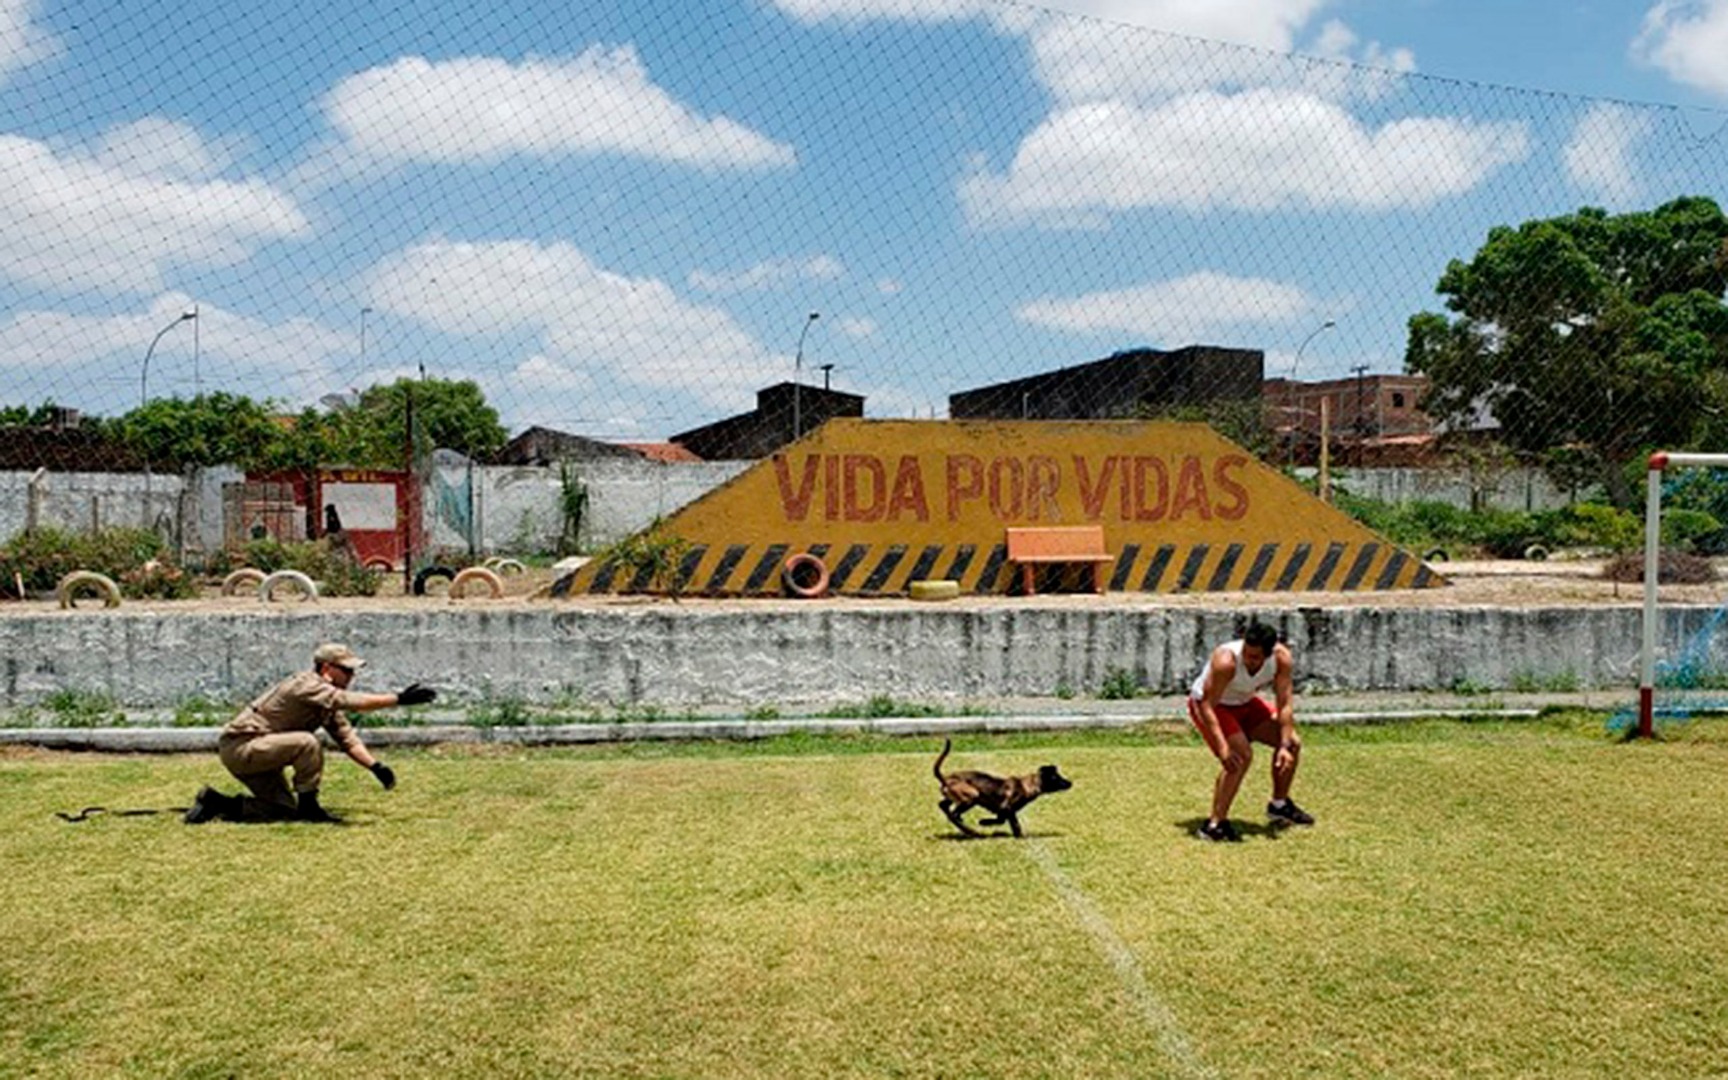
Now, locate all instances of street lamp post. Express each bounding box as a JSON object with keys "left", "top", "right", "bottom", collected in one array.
[
  {"left": 1287, "top": 318, "right": 1335, "bottom": 467},
  {"left": 138, "top": 306, "right": 196, "bottom": 534},
  {"left": 140, "top": 307, "right": 198, "bottom": 409},
  {"left": 792, "top": 311, "right": 819, "bottom": 441}
]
